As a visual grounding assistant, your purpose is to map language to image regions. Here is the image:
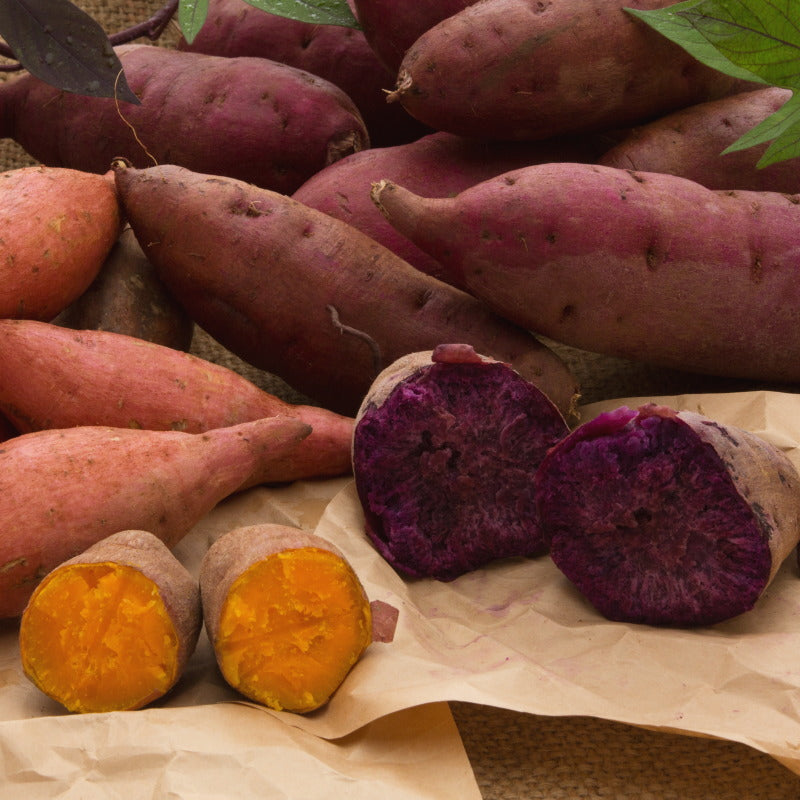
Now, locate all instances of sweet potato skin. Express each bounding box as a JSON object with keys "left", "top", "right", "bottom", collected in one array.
[
  {"left": 0, "top": 166, "right": 121, "bottom": 320},
  {"left": 534, "top": 404, "right": 800, "bottom": 625},
  {"left": 0, "top": 44, "right": 369, "bottom": 194},
  {"left": 371, "top": 164, "right": 800, "bottom": 383},
  {"left": 177, "top": 0, "right": 427, "bottom": 146},
  {"left": 352, "top": 0, "right": 477, "bottom": 72},
  {"left": 20, "top": 529, "right": 202, "bottom": 712},
  {"left": 293, "top": 130, "right": 620, "bottom": 288},
  {"left": 0, "top": 319, "right": 354, "bottom": 484},
  {"left": 389, "top": 0, "right": 758, "bottom": 141},
  {"left": 0, "top": 416, "right": 311, "bottom": 618},
  {"left": 114, "top": 162, "right": 580, "bottom": 418},
  {"left": 51, "top": 227, "right": 194, "bottom": 351},
  {"left": 598, "top": 87, "right": 800, "bottom": 193}
]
